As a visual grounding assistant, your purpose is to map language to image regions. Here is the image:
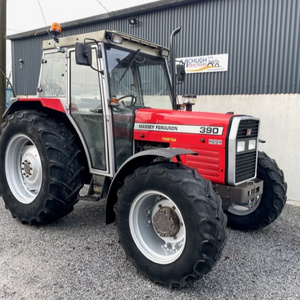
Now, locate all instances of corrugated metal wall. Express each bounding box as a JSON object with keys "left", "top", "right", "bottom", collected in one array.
[{"left": 10, "top": 0, "right": 300, "bottom": 96}]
